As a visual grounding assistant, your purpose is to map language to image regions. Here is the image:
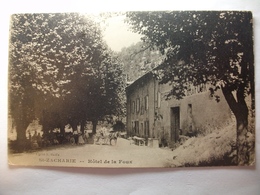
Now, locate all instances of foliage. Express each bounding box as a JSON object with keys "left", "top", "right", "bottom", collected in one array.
[
  {"left": 9, "top": 13, "right": 125, "bottom": 142},
  {"left": 157, "top": 128, "right": 169, "bottom": 147},
  {"left": 164, "top": 121, "right": 238, "bottom": 167},
  {"left": 112, "top": 120, "right": 125, "bottom": 131},
  {"left": 126, "top": 11, "right": 254, "bottom": 101},
  {"left": 126, "top": 11, "right": 254, "bottom": 165},
  {"left": 117, "top": 41, "right": 164, "bottom": 82}
]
